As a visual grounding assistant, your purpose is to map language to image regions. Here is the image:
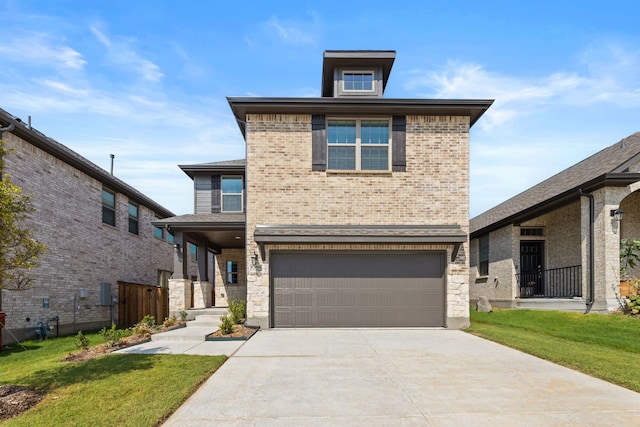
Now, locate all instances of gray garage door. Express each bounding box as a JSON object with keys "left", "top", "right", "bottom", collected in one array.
[{"left": 271, "top": 251, "right": 446, "bottom": 327}]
